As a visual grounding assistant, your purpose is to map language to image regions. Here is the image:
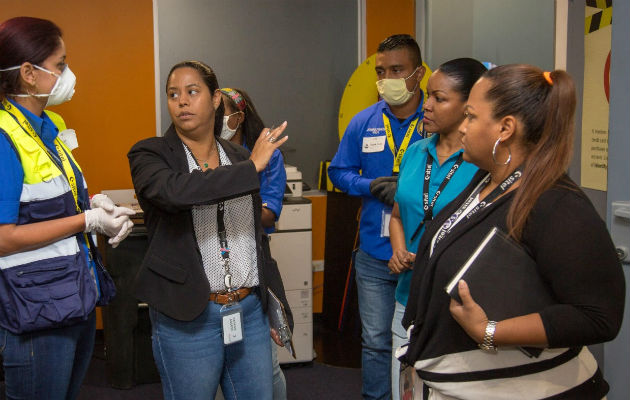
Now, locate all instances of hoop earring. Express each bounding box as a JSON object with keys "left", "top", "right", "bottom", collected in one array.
[{"left": 492, "top": 138, "right": 511, "bottom": 165}]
